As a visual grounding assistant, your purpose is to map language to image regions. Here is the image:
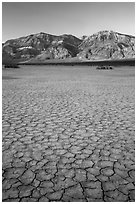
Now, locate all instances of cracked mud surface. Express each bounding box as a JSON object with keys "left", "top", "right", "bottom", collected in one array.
[{"left": 2, "top": 66, "right": 135, "bottom": 202}]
